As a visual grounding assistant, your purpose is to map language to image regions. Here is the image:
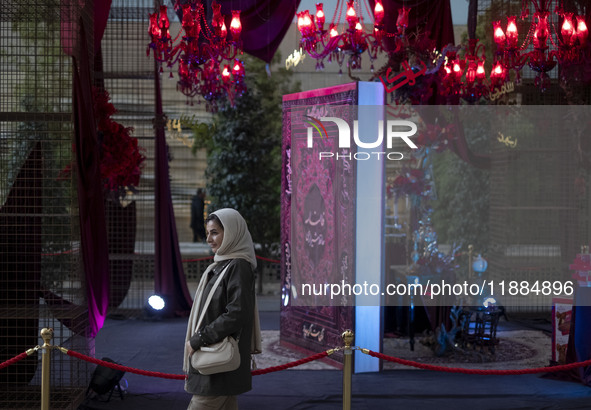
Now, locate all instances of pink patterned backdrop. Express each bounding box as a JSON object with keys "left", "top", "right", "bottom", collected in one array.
[{"left": 280, "top": 84, "right": 358, "bottom": 365}]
